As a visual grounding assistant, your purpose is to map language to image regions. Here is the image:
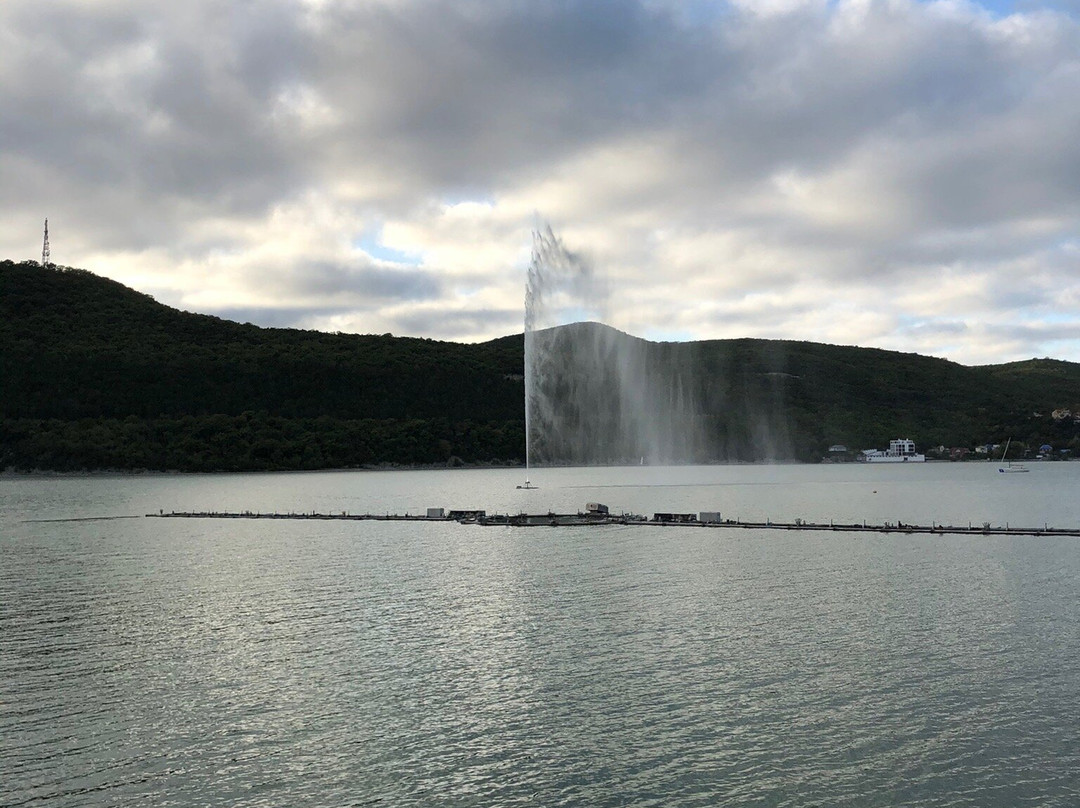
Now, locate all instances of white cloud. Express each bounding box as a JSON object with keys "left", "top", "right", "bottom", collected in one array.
[{"left": 1, "top": 0, "right": 1078, "bottom": 364}]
